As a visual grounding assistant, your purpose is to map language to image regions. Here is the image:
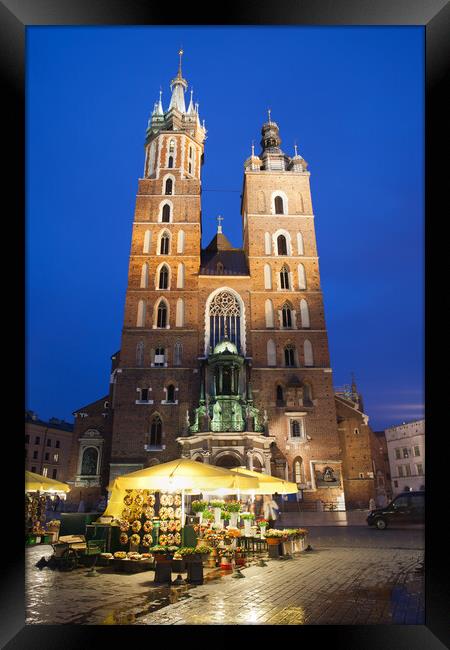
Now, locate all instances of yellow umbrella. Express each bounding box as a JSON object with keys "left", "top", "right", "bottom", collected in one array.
[
  {"left": 228, "top": 467, "right": 299, "bottom": 495},
  {"left": 25, "top": 470, "right": 70, "bottom": 494}
]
